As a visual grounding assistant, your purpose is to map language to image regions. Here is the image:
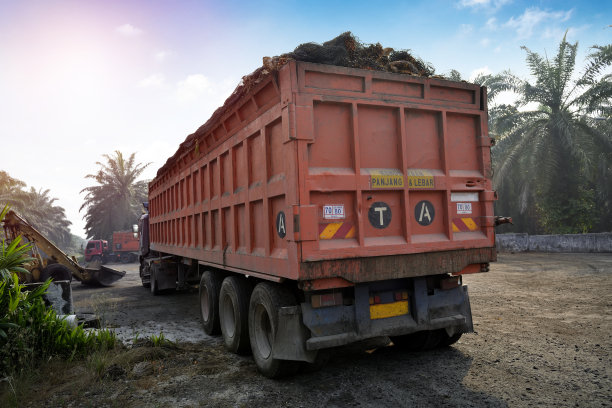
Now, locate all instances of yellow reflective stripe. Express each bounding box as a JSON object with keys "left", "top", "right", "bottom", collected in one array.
[
  {"left": 369, "top": 301, "right": 409, "bottom": 320},
  {"left": 345, "top": 226, "right": 356, "bottom": 238},
  {"left": 462, "top": 217, "right": 478, "bottom": 231},
  {"left": 319, "top": 222, "right": 343, "bottom": 240},
  {"left": 452, "top": 223, "right": 460, "bottom": 232}
]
